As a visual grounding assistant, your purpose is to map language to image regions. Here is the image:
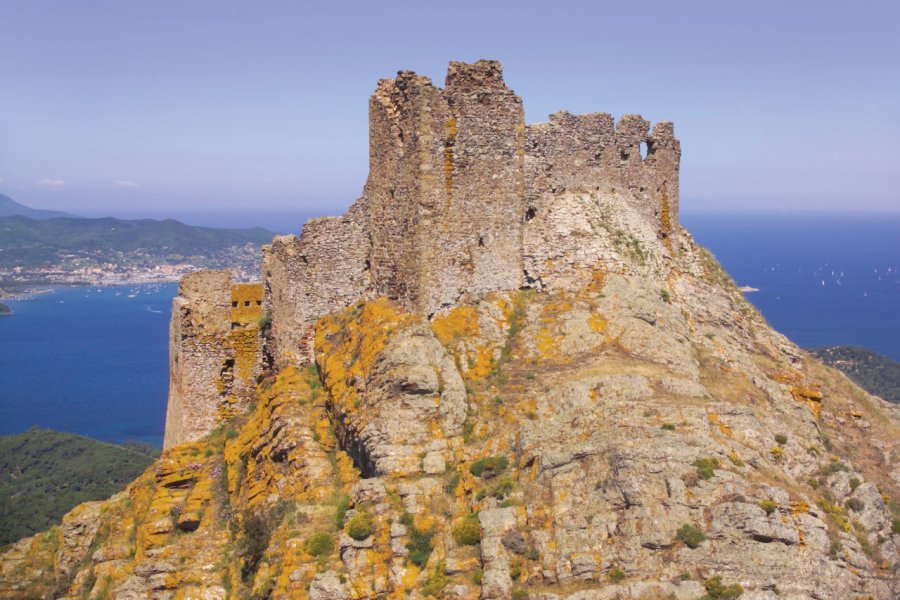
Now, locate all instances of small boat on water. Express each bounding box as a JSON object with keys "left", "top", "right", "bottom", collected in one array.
[{"left": 739, "top": 285, "right": 759, "bottom": 293}]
